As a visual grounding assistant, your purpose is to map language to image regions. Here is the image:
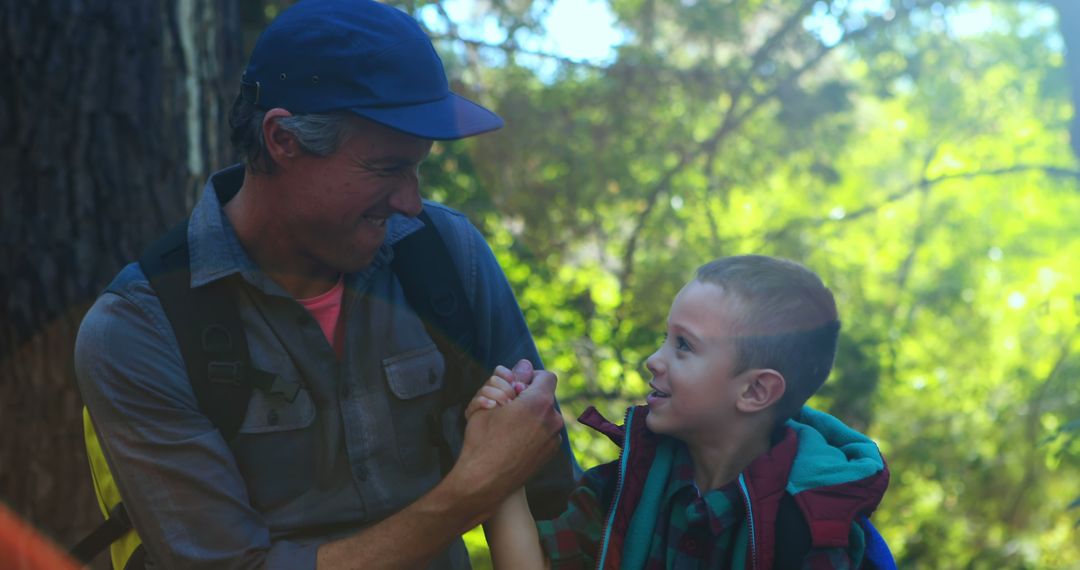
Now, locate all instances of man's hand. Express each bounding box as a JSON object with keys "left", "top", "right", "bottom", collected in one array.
[
  {"left": 447, "top": 367, "right": 564, "bottom": 528},
  {"left": 318, "top": 361, "right": 562, "bottom": 569}
]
